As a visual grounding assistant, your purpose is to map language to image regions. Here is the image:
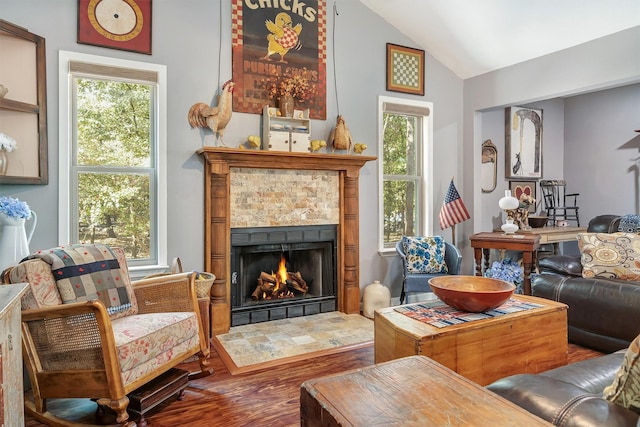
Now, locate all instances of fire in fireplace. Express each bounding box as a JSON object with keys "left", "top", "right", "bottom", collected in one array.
[
  {"left": 252, "top": 254, "right": 308, "bottom": 300},
  {"left": 230, "top": 225, "right": 337, "bottom": 326}
]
